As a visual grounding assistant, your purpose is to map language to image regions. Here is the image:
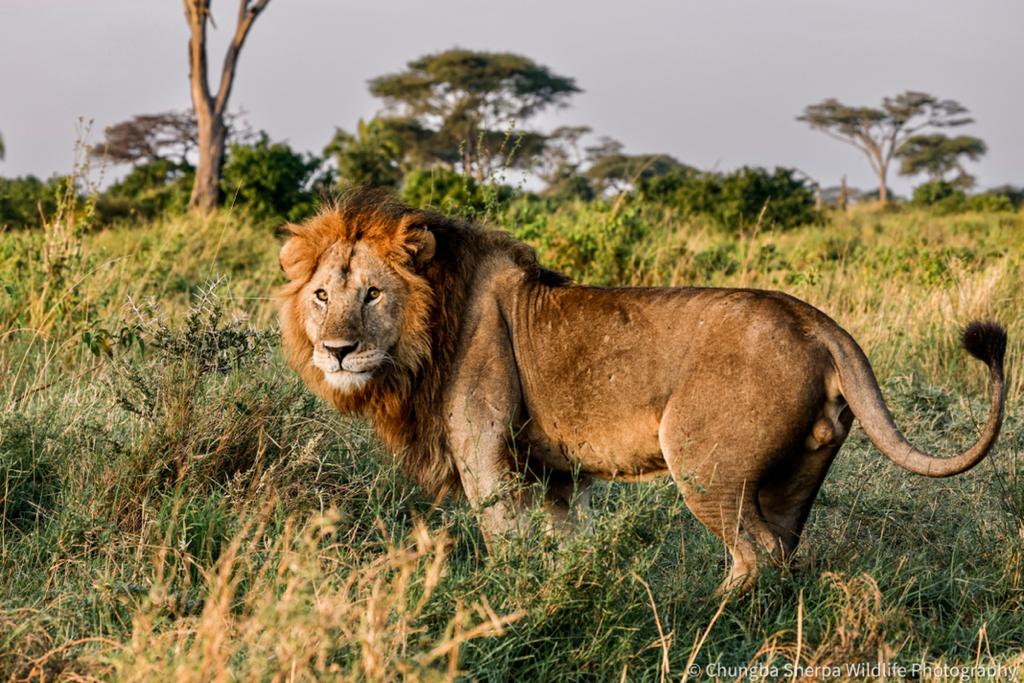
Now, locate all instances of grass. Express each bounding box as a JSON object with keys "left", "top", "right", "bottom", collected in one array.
[{"left": 1, "top": 196, "right": 1023, "bottom": 680}]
